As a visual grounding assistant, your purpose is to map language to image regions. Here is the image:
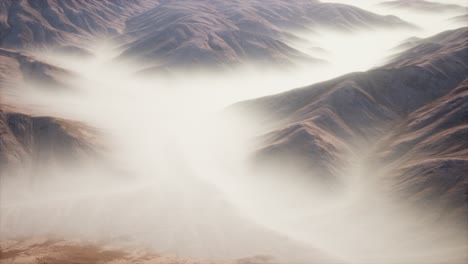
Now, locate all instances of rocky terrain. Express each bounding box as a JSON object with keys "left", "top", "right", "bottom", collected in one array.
[
  {"left": 0, "top": 47, "right": 95, "bottom": 176},
  {"left": 376, "top": 78, "right": 468, "bottom": 219},
  {"left": 233, "top": 27, "right": 468, "bottom": 218},
  {"left": 0, "top": 0, "right": 416, "bottom": 70},
  {"left": 0, "top": 104, "right": 99, "bottom": 177},
  {"left": 117, "top": 0, "right": 414, "bottom": 71},
  {"left": 0, "top": 0, "right": 421, "bottom": 182},
  {"left": 0, "top": 239, "right": 277, "bottom": 264},
  {"left": 0, "top": 48, "right": 72, "bottom": 90},
  {"left": 0, "top": 0, "right": 159, "bottom": 49},
  {"left": 1, "top": 1, "right": 467, "bottom": 263}
]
